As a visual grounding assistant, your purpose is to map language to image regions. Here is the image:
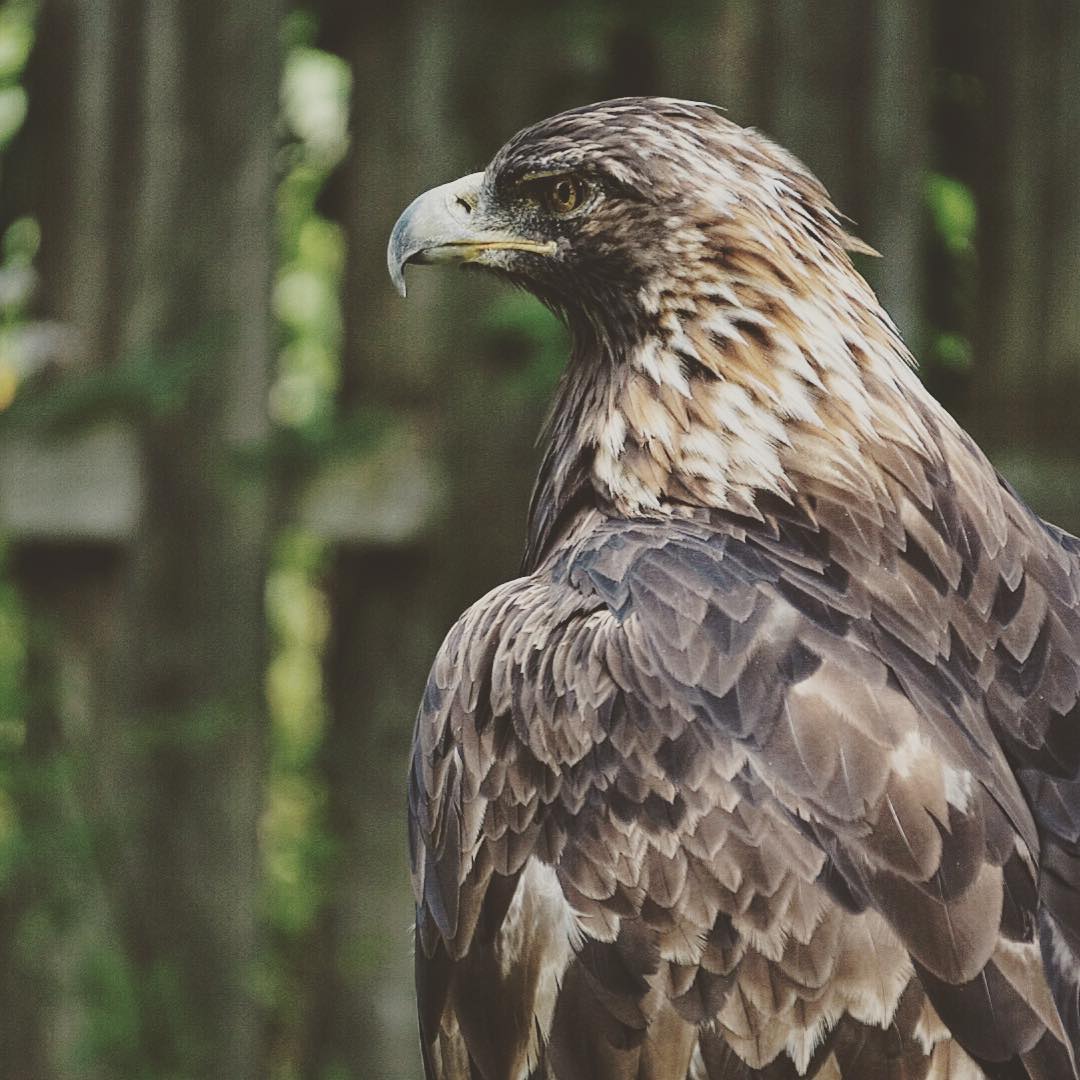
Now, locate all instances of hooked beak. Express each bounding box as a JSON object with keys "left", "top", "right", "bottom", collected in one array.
[{"left": 387, "top": 171, "right": 557, "bottom": 297}]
